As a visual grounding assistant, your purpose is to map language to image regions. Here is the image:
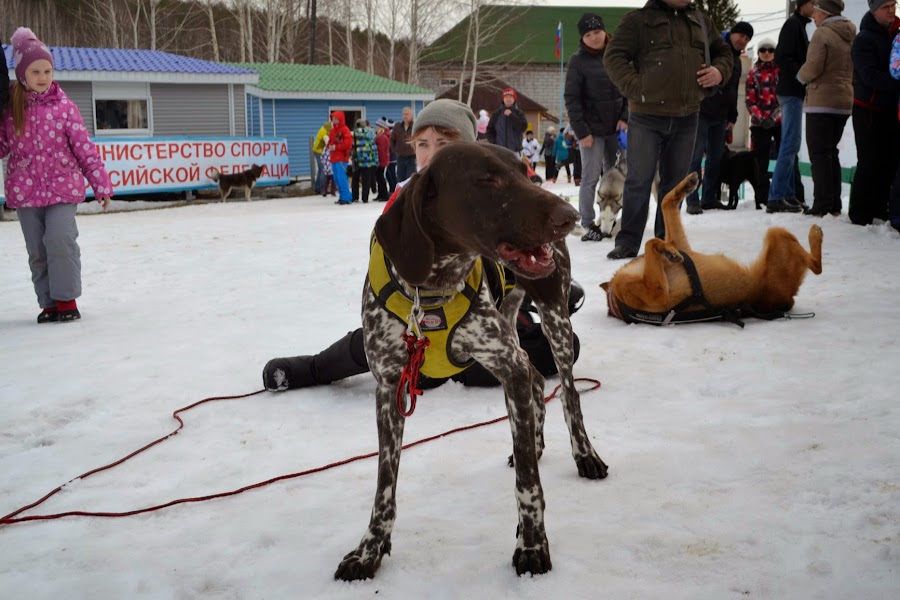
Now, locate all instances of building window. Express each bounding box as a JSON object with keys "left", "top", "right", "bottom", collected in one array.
[
  {"left": 93, "top": 82, "right": 151, "bottom": 135},
  {"left": 439, "top": 78, "right": 458, "bottom": 87},
  {"left": 95, "top": 99, "right": 149, "bottom": 131}
]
